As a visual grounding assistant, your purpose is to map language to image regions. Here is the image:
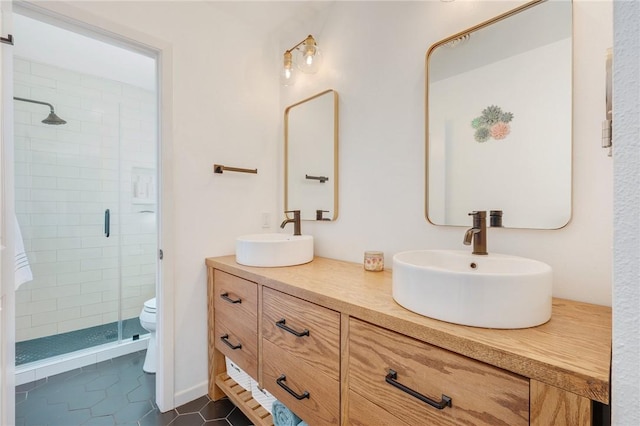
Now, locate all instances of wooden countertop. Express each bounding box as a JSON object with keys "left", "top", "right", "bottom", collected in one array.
[{"left": 206, "top": 255, "right": 611, "bottom": 404}]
